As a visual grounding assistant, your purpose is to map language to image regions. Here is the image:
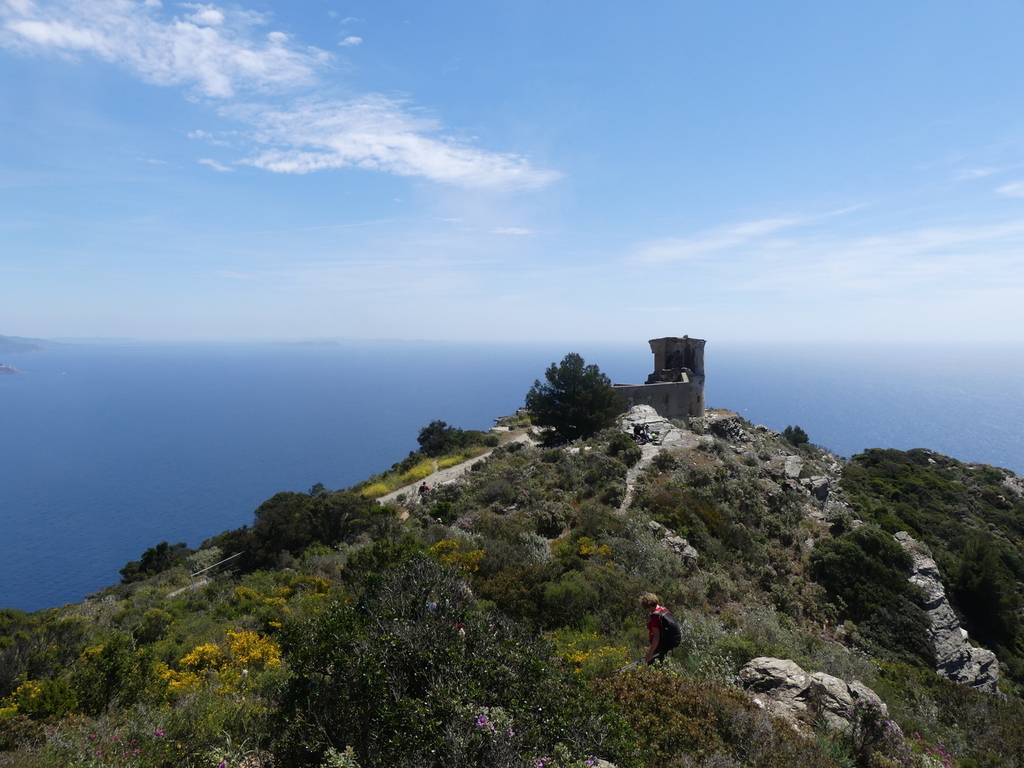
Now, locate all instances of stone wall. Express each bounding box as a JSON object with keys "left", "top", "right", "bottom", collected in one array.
[{"left": 614, "top": 380, "right": 704, "bottom": 419}]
